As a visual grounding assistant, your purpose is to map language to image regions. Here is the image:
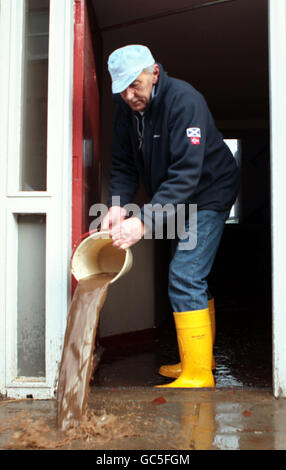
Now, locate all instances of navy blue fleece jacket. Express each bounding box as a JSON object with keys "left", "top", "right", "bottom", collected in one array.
[{"left": 108, "top": 64, "right": 239, "bottom": 230}]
